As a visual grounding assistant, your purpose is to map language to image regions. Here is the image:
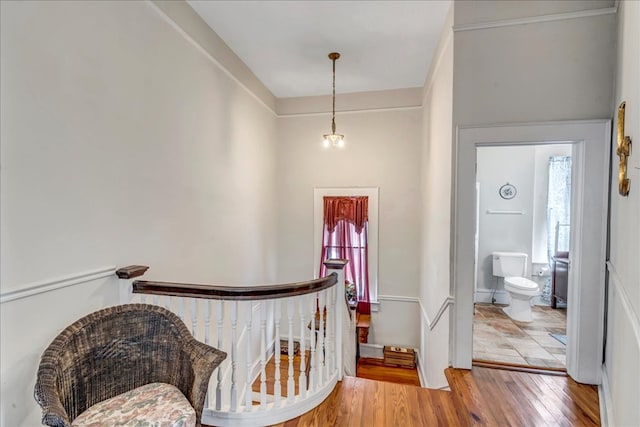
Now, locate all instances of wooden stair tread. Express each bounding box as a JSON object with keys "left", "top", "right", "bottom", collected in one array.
[
  {"left": 357, "top": 357, "right": 420, "bottom": 386},
  {"left": 252, "top": 351, "right": 312, "bottom": 396},
  {"left": 356, "top": 313, "right": 371, "bottom": 327},
  {"left": 356, "top": 313, "right": 370, "bottom": 343}
]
